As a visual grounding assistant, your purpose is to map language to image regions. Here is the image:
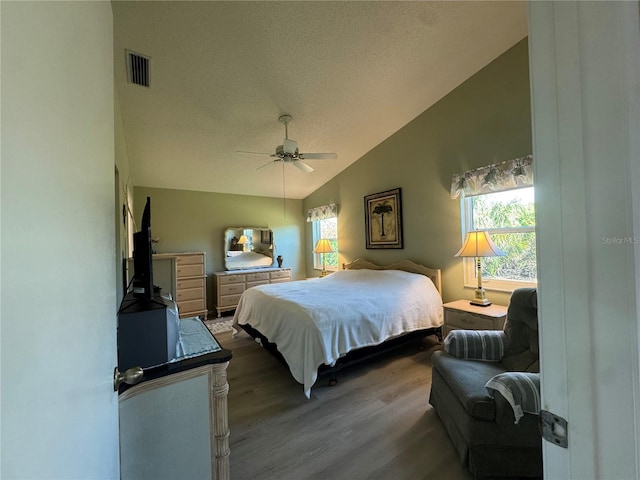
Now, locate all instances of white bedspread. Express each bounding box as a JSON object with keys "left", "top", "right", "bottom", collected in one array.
[
  {"left": 232, "top": 269, "right": 443, "bottom": 398},
  {"left": 225, "top": 251, "right": 273, "bottom": 270}
]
